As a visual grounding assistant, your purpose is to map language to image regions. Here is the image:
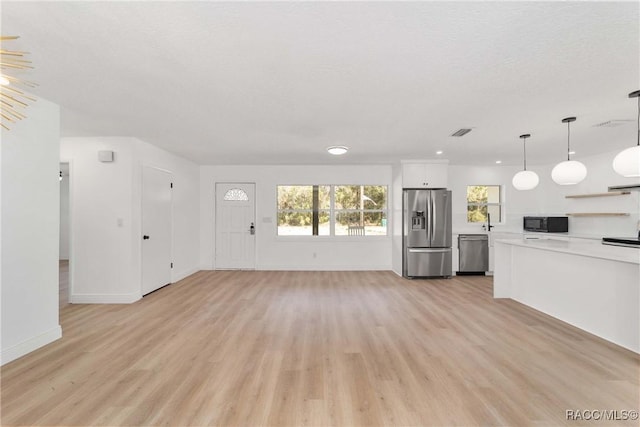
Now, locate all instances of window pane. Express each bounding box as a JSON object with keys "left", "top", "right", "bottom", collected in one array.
[
  {"left": 335, "top": 211, "right": 363, "bottom": 235},
  {"left": 364, "top": 211, "right": 387, "bottom": 236},
  {"left": 487, "top": 204, "right": 502, "bottom": 222},
  {"left": 467, "top": 205, "right": 487, "bottom": 223},
  {"left": 277, "top": 212, "right": 312, "bottom": 235},
  {"left": 467, "top": 186, "right": 488, "bottom": 204},
  {"left": 318, "top": 186, "right": 331, "bottom": 209},
  {"left": 318, "top": 210, "right": 330, "bottom": 236},
  {"left": 334, "top": 185, "right": 361, "bottom": 209},
  {"left": 487, "top": 186, "right": 500, "bottom": 204},
  {"left": 363, "top": 186, "right": 387, "bottom": 209},
  {"left": 277, "top": 186, "right": 313, "bottom": 210}
]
